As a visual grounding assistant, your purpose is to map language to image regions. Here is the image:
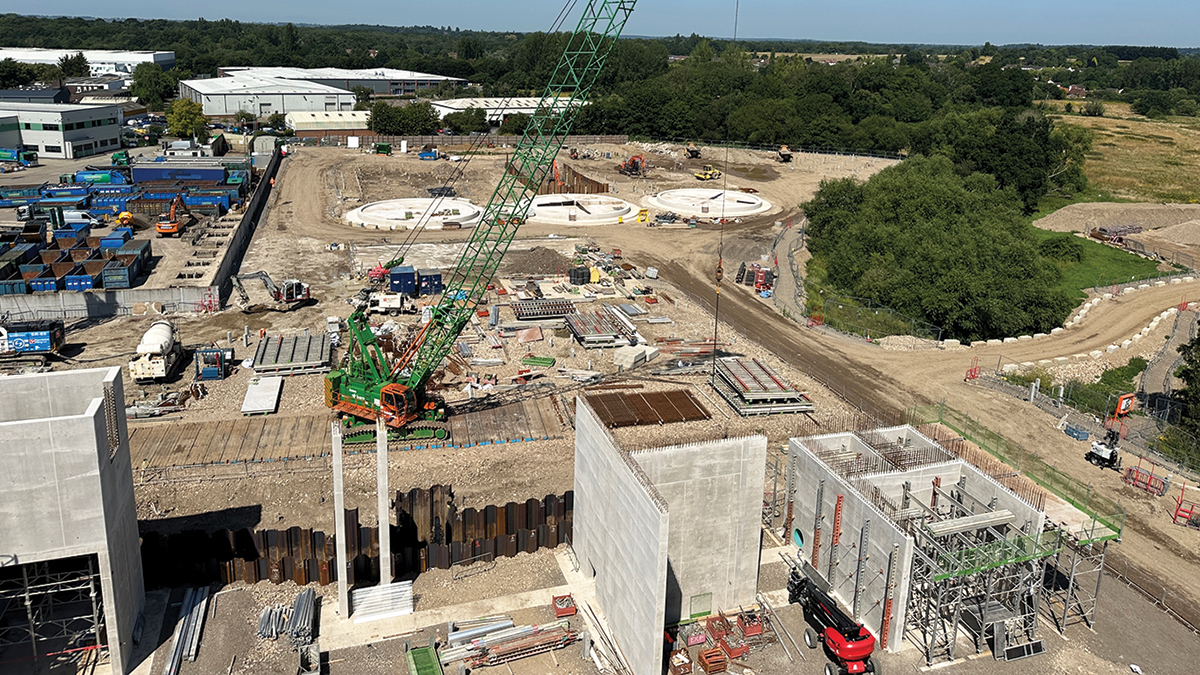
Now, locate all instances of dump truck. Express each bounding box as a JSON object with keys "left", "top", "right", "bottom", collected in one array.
[
  {"left": 129, "top": 320, "right": 184, "bottom": 382},
  {"left": 0, "top": 148, "right": 38, "bottom": 166},
  {"left": 685, "top": 143, "right": 702, "bottom": 159}
]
